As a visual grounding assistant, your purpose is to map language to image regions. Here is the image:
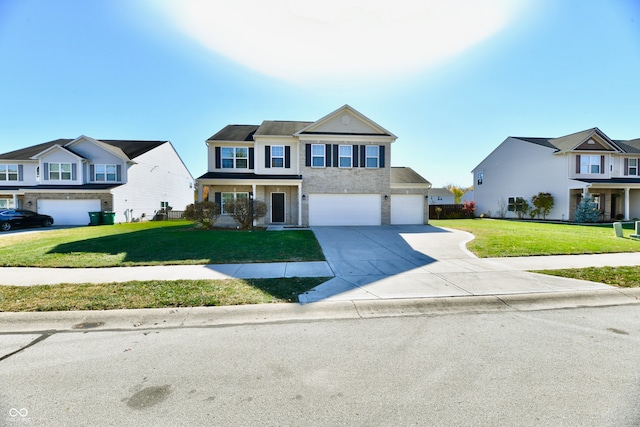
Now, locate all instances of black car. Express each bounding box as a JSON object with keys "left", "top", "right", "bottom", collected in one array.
[{"left": 0, "top": 209, "right": 54, "bottom": 231}]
